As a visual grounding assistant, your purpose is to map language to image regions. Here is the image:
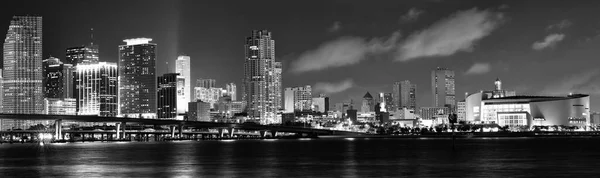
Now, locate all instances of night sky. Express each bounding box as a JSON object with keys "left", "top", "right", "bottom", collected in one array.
[{"left": 2, "top": 0, "right": 599, "bottom": 110}]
